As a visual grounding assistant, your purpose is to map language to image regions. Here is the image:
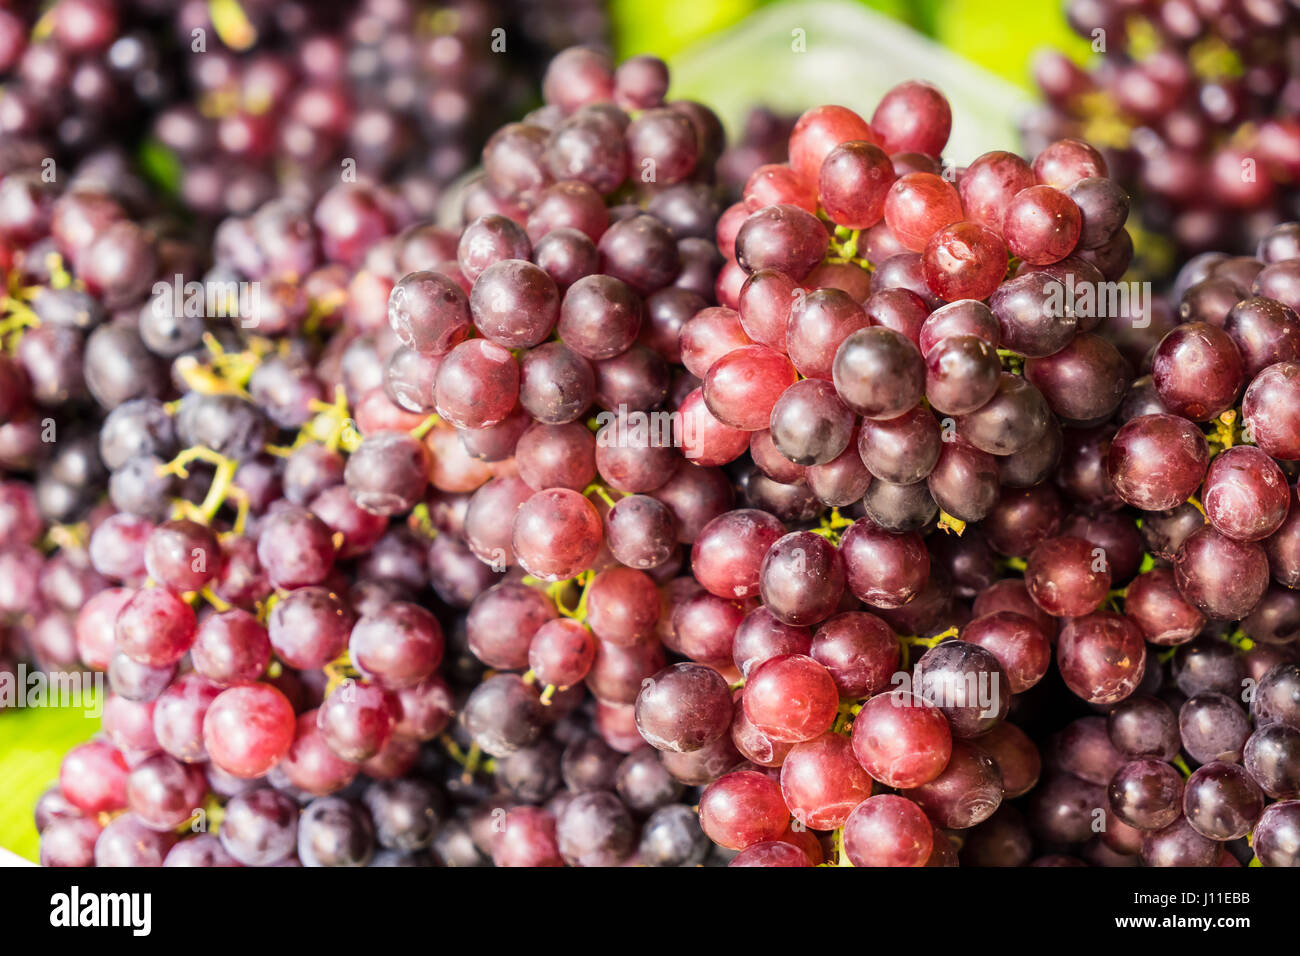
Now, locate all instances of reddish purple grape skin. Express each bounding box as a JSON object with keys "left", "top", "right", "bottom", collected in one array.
[
  {"left": 1056, "top": 612, "right": 1147, "bottom": 705},
  {"left": 1202, "top": 445, "right": 1290, "bottom": 542},
  {"left": 1106, "top": 413, "right": 1209, "bottom": 512},
  {"left": 842, "top": 794, "right": 934, "bottom": 867},
  {"left": 634, "top": 662, "right": 733, "bottom": 754},
  {"left": 1174, "top": 526, "right": 1270, "bottom": 621},
  {"left": 1243, "top": 361, "right": 1300, "bottom": 461},
  {"left": 758, "top": 531, "right": 846, "bottom": 626},
  {"left": 1151, "top": 322, "right": 1244, "bottom": 422}
]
